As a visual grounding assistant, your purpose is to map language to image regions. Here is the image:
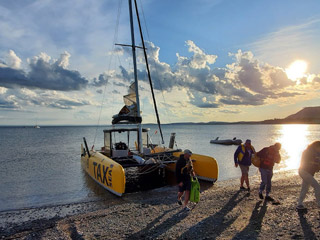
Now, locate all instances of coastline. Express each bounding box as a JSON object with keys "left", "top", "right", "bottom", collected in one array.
[{"left": 1, "top": 169, "right": 319, "bottom": 239}]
